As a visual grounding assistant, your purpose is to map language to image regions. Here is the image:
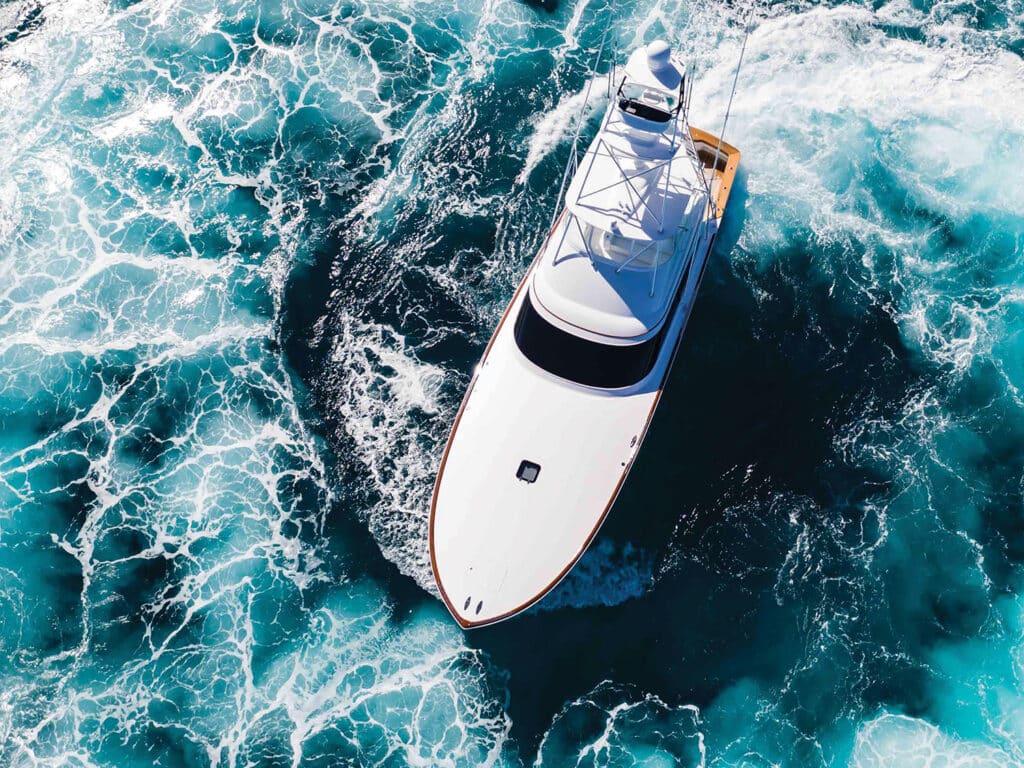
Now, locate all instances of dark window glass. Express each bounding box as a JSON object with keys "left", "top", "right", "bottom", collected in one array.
[
  {"left": 618, "top": 98, "right": 672, "bottom": 123},
  {"left": 513, "top": 293, "right": 663, "bottom": 388}
]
